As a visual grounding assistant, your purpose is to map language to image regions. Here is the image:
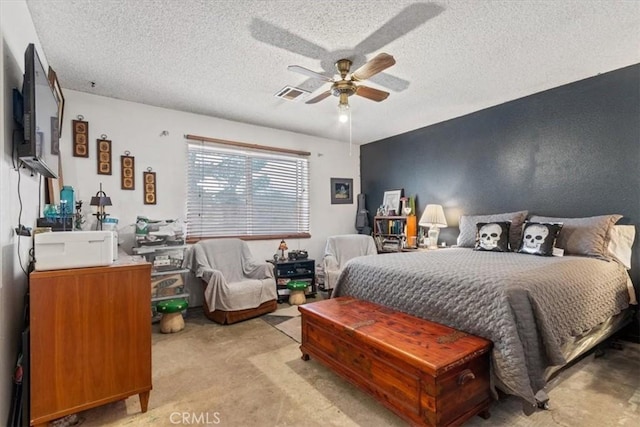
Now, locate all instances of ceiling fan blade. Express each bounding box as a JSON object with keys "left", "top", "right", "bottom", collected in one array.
[
  {"left": 250, "top": 18, "right": 328, "bottom": 60},
  {"left": 355, "top": 85, "right": 390, "bottom": 102},
  {"left": 354, "top": 3, "right": 444, "bottom": 54},
  {"left": 368, "top": 72, "right": 410, "bottom": 92},
  {"left": 306, "top": 90, "right": 332, "bottom": 104},
  {"left": 351, "top": 53, "right": 396, "bottom": 81},
  {"left": 287, "top": 65, "right": 334, "bottom": 82}
]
